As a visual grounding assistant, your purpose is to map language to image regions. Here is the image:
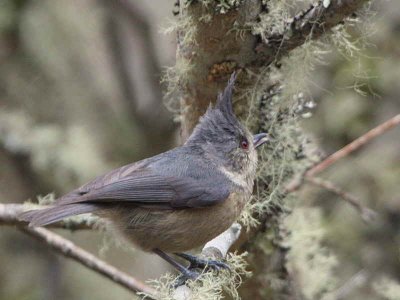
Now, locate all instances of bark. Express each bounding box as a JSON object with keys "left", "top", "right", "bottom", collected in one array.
[{"left": 178, "top": 0, "right": 262, "bottom": 140}]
